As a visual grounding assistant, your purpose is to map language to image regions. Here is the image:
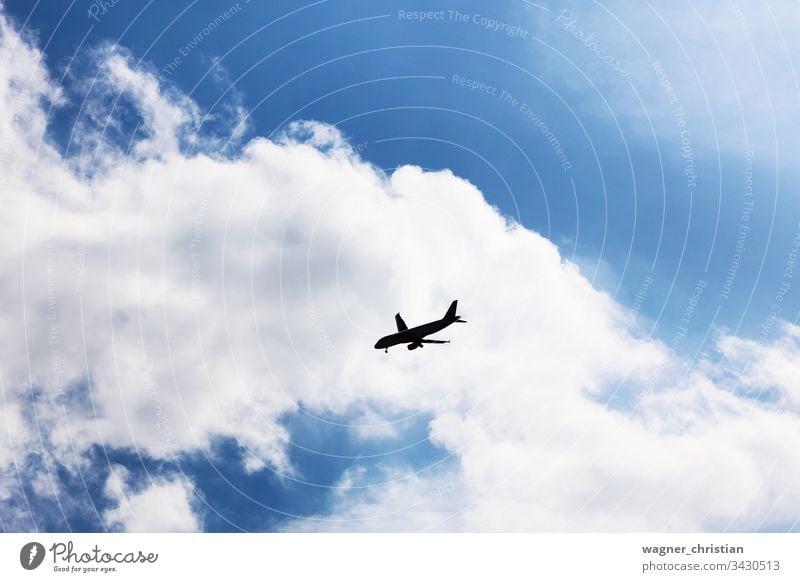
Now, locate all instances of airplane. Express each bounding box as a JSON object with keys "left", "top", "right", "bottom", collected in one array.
[{"left": 374, "top": 300, "right": 466, "bottom": 352}]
